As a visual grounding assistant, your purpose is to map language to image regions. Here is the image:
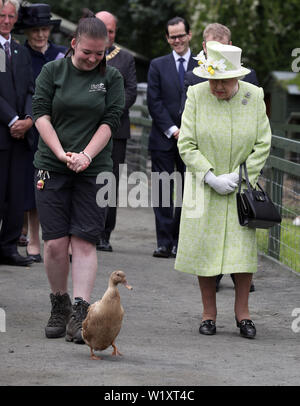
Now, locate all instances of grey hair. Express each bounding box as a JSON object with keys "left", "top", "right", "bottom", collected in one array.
[
  {"left": 3, "top": 0, "right": 20, "bottom": 13},
  {"left": 203, "top": 23, "right": 231, "bottom": 43}
]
